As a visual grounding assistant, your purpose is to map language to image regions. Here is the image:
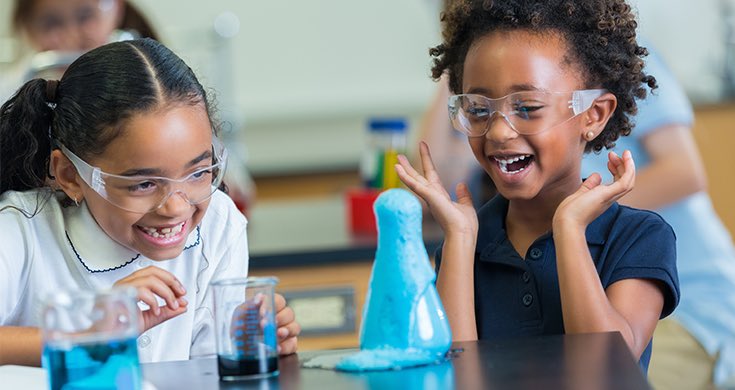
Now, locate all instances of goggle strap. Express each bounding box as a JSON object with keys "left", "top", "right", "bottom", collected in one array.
[
  {"left": 570, "top": 89, "right": 607, "bottom": 115},
  {"left": 91, "top": 167, "right": 108, "bottom": 196}
]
